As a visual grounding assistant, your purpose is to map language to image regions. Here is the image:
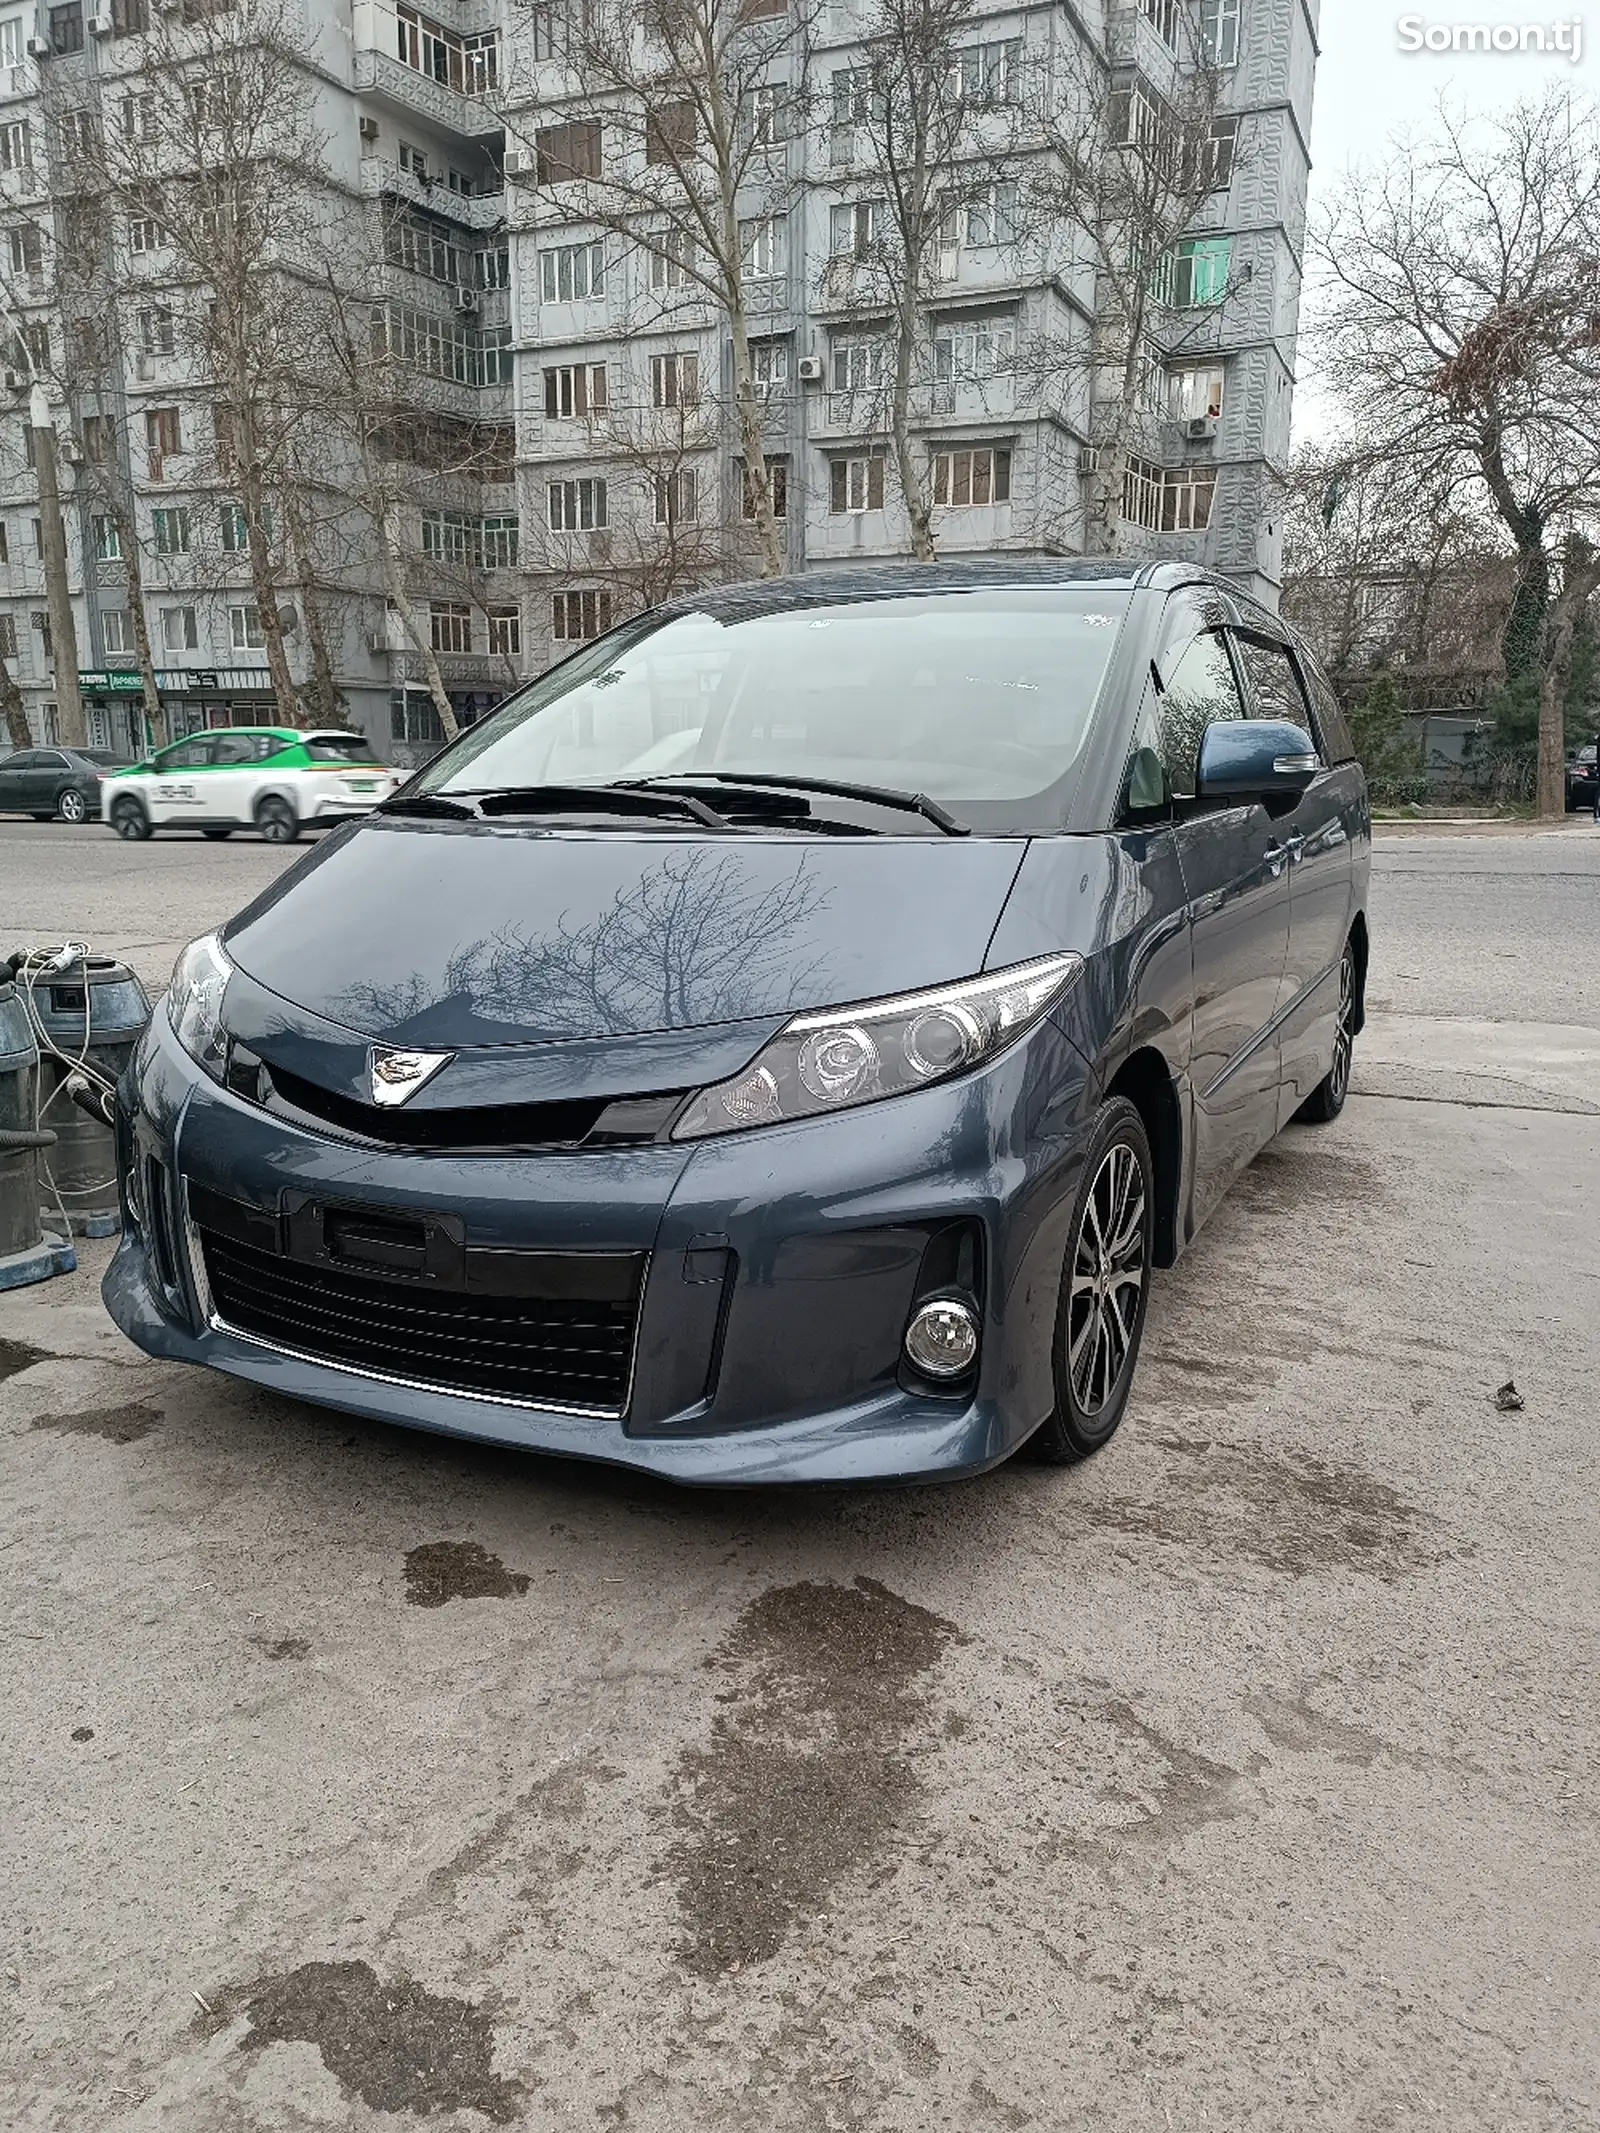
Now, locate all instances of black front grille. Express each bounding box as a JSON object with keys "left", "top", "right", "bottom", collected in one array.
[{"left": 200, "top": 1228, "right": 640, "bottom": 1412}]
